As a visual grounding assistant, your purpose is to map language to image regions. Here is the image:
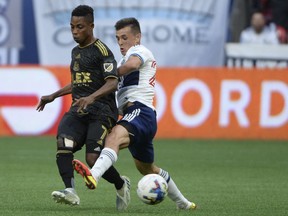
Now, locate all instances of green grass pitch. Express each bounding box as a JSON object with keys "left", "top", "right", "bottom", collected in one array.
[{"left": 0, "top": 136, "right": 288, "bottom": 216}]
